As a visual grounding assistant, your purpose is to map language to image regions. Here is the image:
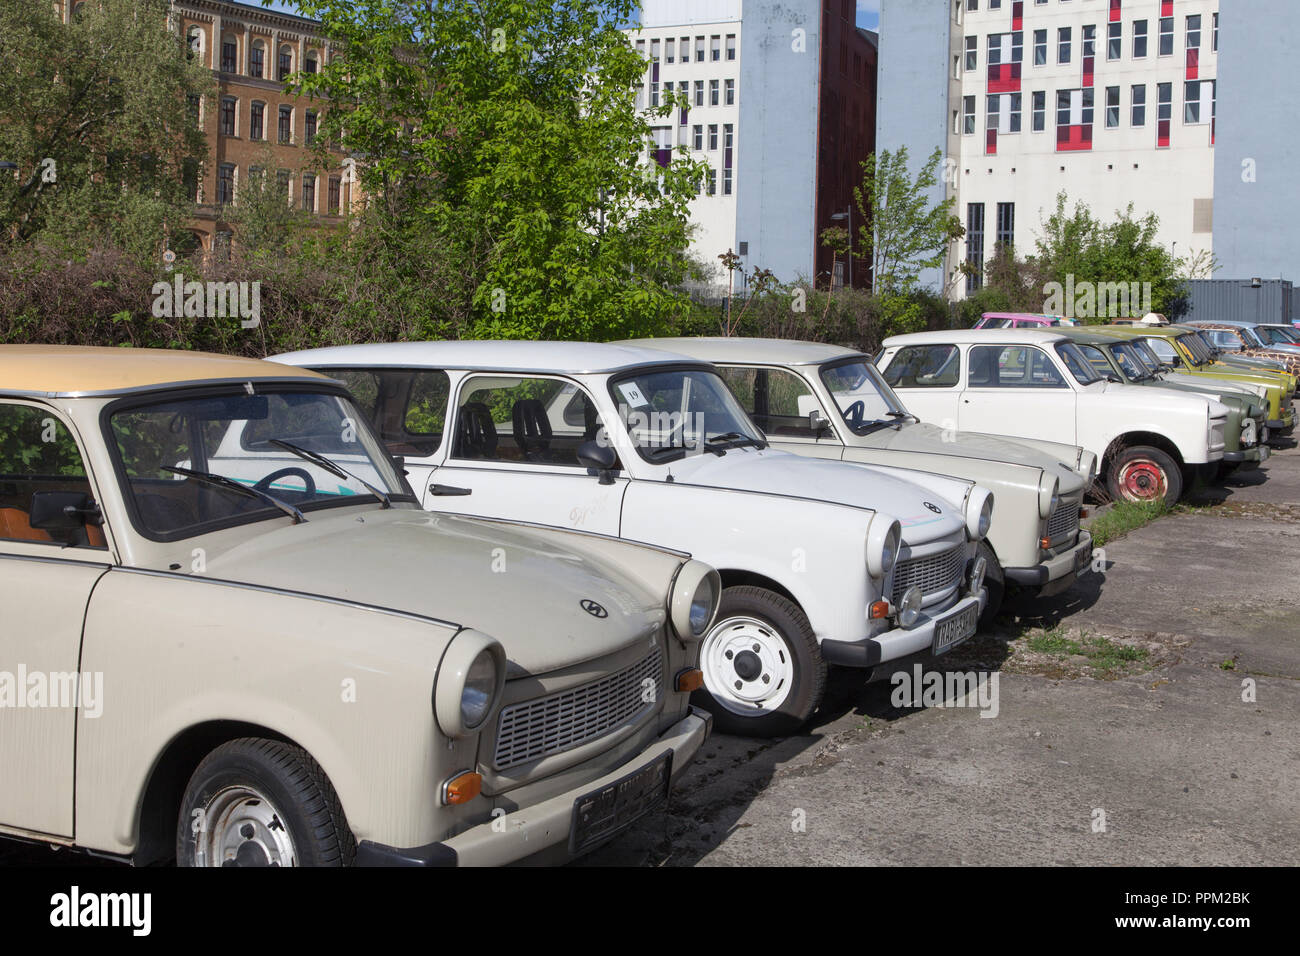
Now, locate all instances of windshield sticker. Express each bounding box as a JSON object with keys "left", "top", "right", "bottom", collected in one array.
[{"left": 617, "top": 382, "right": 649, "bottom": 407}]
